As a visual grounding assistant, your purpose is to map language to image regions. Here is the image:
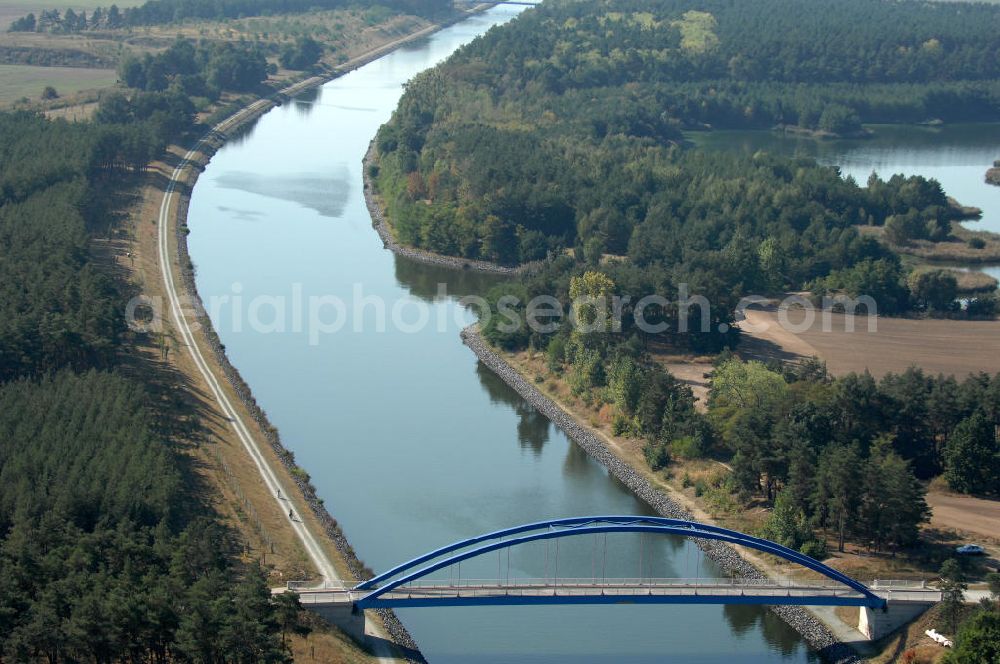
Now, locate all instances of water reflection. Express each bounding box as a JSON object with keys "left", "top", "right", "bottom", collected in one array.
[
  {"left": 475, "top": 360, "right": 552, "bottom": 455},
  {"left": 723, "top": 606, "right": 820, "bottom": 661},
  {"left": 691, "top": 123, "right": 1000, "bottom": 164},
  {"left": 213, "top": 169, "right": 351, "bottom": 217},
  {"left": 393, "top": 253, "right": 506, "bottom": 301},
  {"left": 223, "top": 112, "right": 264, "bottom": 147},
  {"left": 563, "top": 437, "right": 593, "bottom": 475},
  {"left": 291, "top": 86, "right": 320, "bottom": 116}
]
